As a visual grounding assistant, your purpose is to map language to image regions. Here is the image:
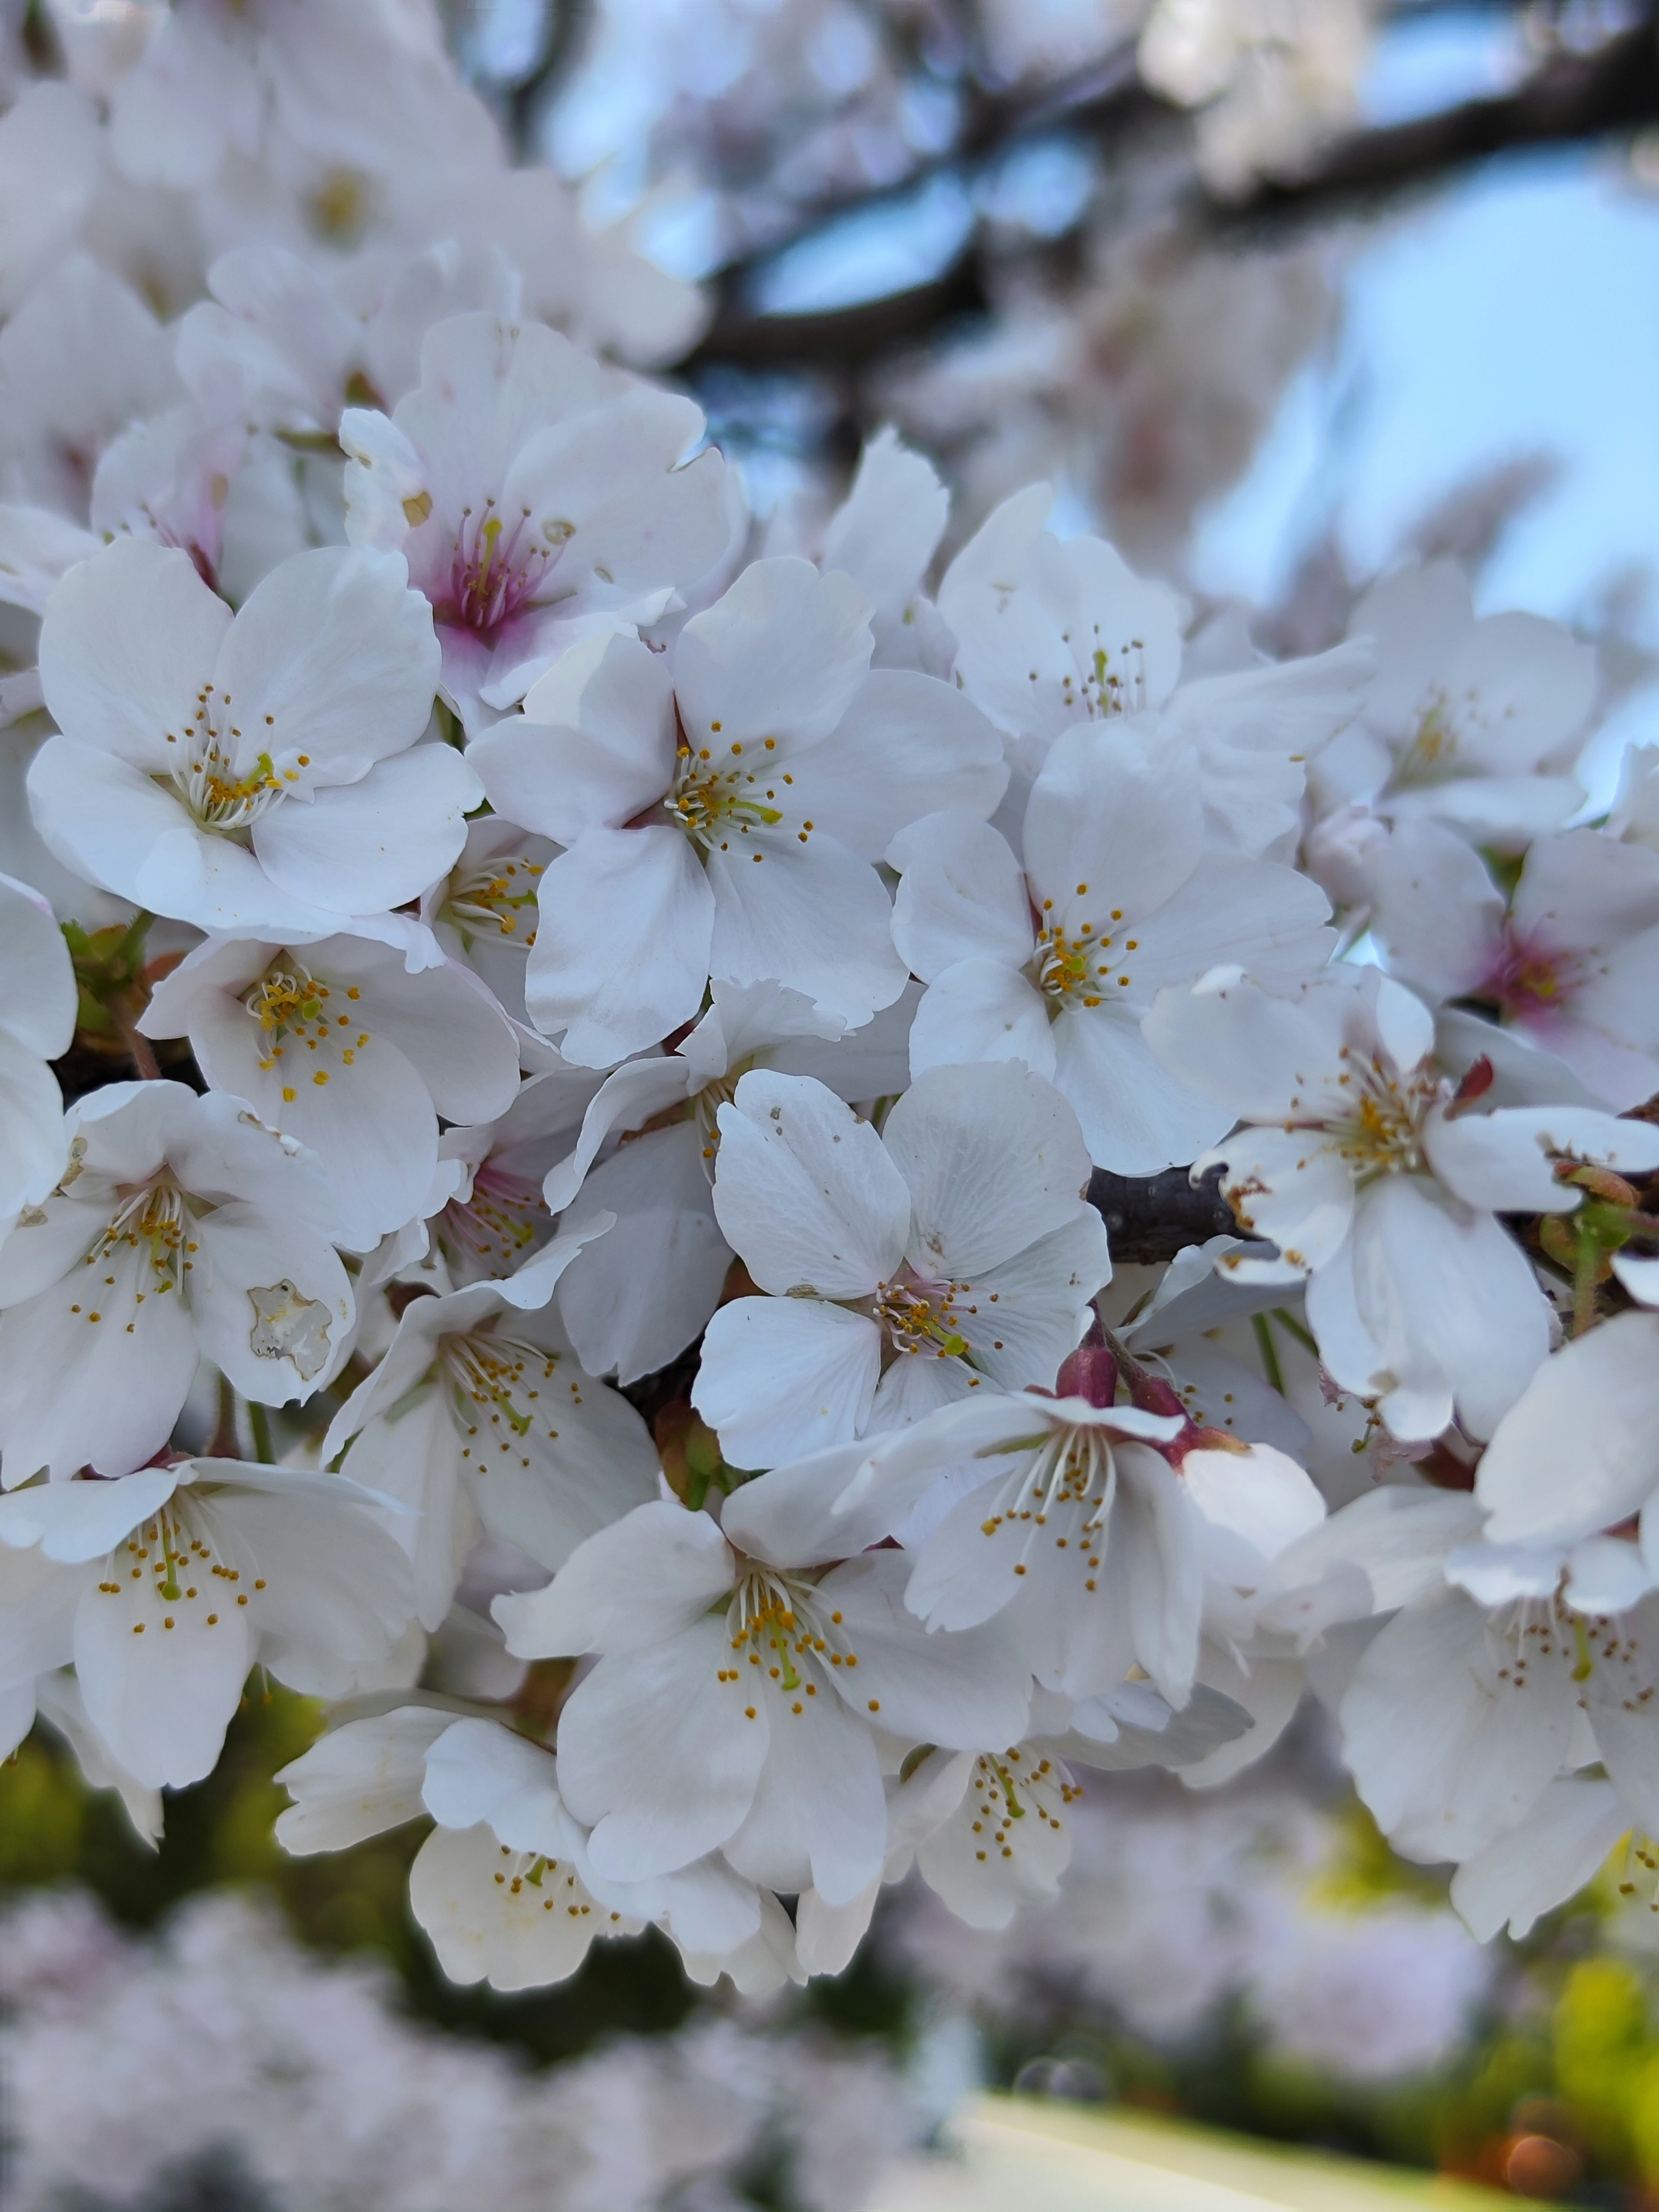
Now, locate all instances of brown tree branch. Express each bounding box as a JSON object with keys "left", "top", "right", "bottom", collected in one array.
[{"left": 680, "top": 13, "right": 1658, "bottom": 372}]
